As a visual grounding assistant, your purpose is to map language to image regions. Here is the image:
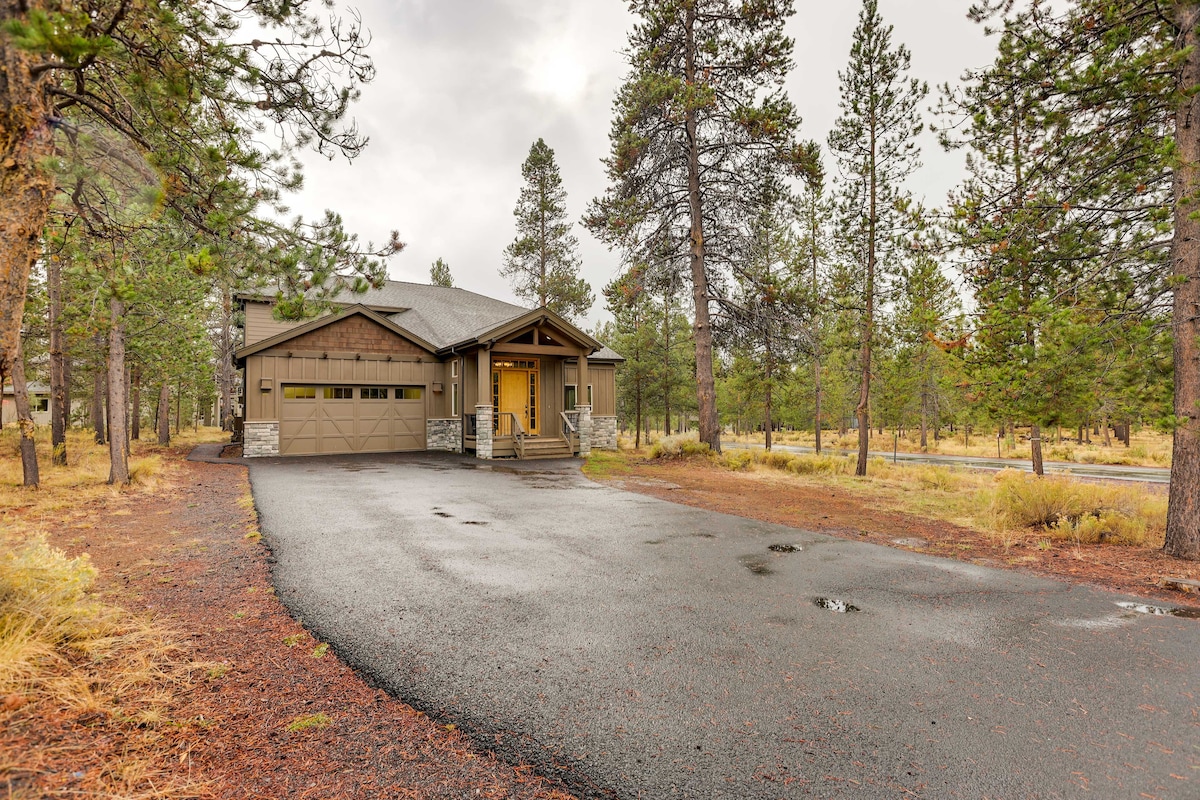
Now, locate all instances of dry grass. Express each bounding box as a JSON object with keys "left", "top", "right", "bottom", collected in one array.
[
  {"left": 0, "top": 534, "right": 206, "bottom": 799},
  {"left": 0, "top": 425, "right": 228, "bottom": 798},
  {"left": 629, "top": 443, "right": 1169, "bottom": 553},
  {"left": 0, "top": 427, "right": 226, "bottom": 519},
  {"left": 724, "top": 427, "right": 1173, "bottom": 468}
]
